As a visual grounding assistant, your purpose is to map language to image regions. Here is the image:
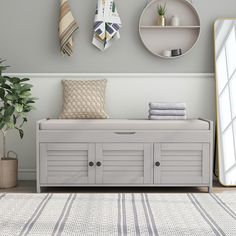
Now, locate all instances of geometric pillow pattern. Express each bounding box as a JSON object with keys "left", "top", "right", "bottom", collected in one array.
[{"left": 59, "top": 79, "right": 108, "bottom": 119}]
